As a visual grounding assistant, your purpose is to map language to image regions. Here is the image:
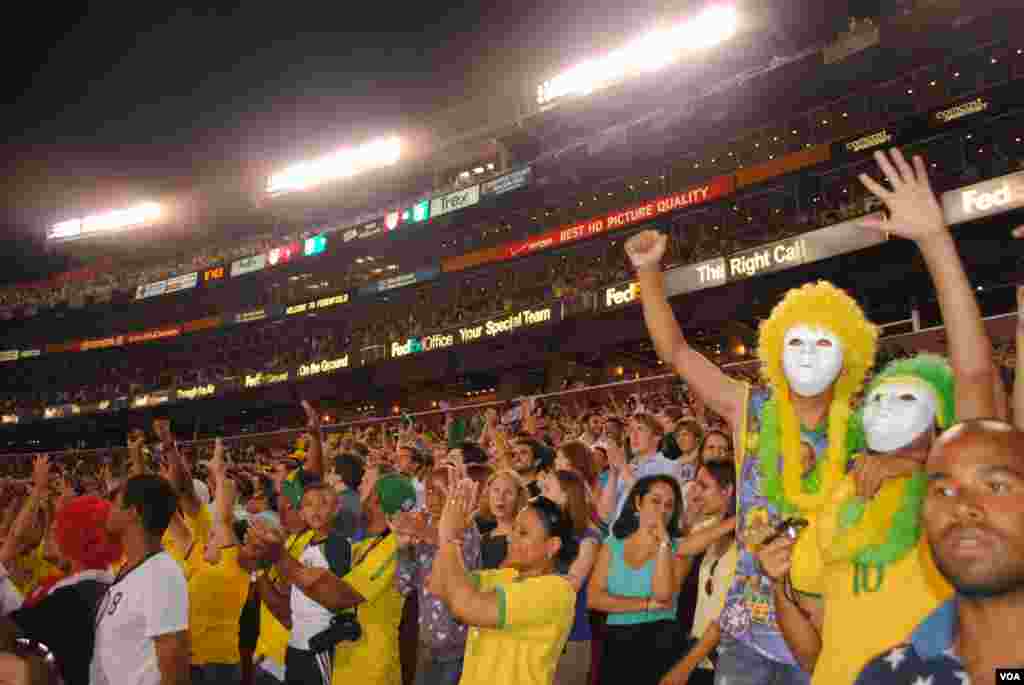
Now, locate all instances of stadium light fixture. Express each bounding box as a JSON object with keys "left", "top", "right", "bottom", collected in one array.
[
  {"left": 48, "top": 202, "right": 163, "bottom": 242},
  {"left": 266, "top": 136, "right": 401, "bottom": 195},
  {"left": 536, "top": 4, "right": 738, "bottom": 106}
]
